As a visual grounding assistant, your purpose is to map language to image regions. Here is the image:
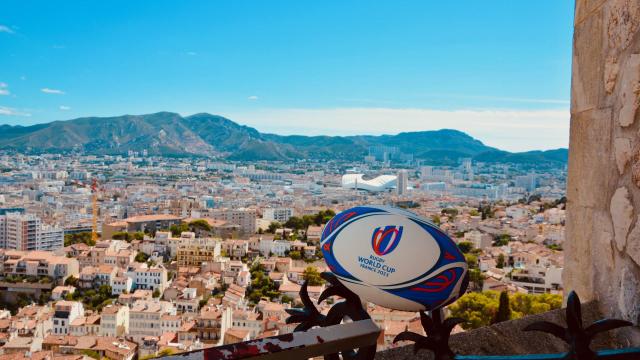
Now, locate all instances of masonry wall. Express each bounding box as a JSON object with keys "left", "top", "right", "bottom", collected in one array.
[{"left": 565, "top": 0, "right": 640, "bottom": 343}]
